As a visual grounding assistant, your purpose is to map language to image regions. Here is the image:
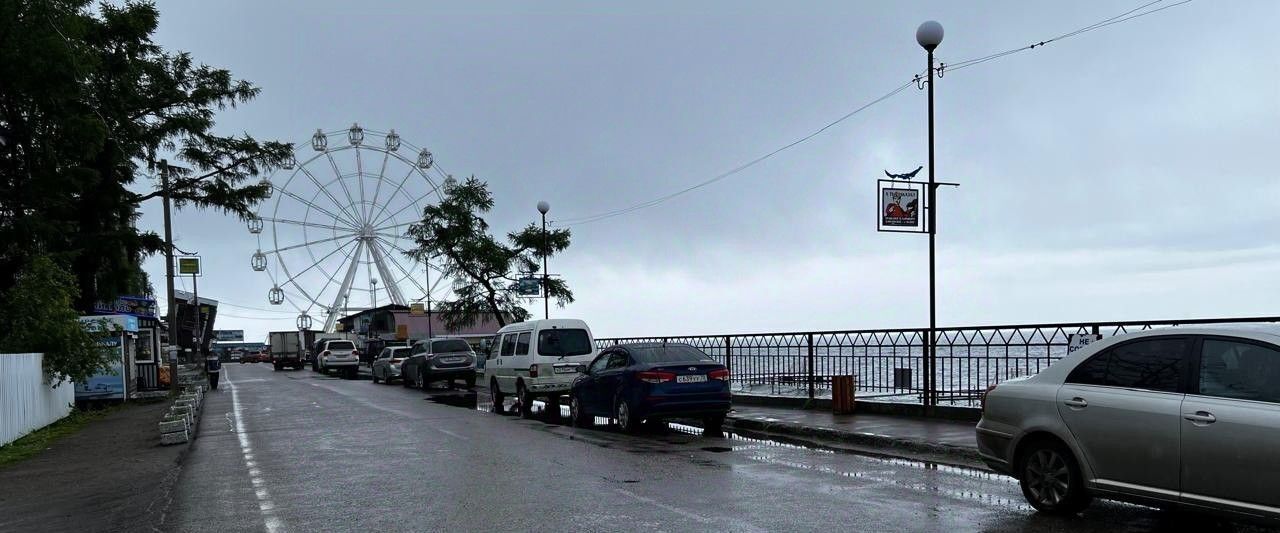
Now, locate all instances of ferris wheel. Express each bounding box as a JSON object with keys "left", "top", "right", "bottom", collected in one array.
[{"left": 248, "top": 124, "right": 449, "bottom": 332}]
